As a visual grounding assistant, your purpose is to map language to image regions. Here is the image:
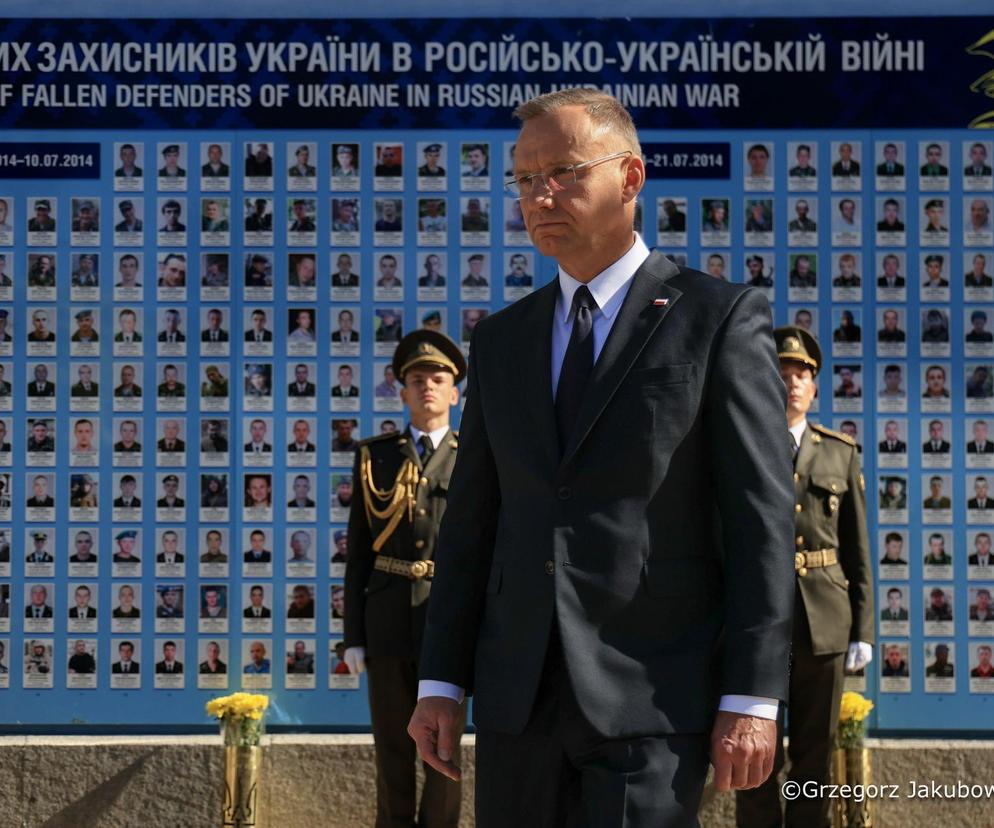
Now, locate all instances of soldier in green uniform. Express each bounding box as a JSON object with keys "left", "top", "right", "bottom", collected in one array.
[
  {"left": 344, "top": 329, "right": 466, "bottom": 828},
  {"left": 737, "top": 326, "right": 874, "bottom": 828}
]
